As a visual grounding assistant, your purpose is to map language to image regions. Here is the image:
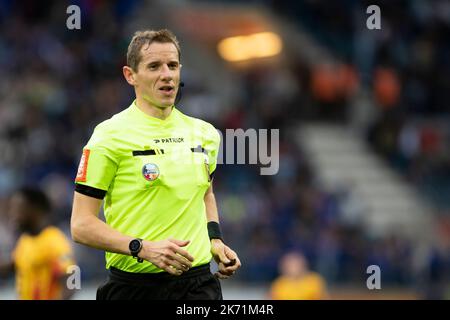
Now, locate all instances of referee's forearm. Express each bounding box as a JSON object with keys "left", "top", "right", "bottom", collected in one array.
[
  {"left": 71, "top": 191, "right": 134, "bottom": 255},
  {"left": 204, "top": 187, "right": 220, "bottom": 223},
  {"left": 71, "top": 214, "right": 133, "bottom": 255}
]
